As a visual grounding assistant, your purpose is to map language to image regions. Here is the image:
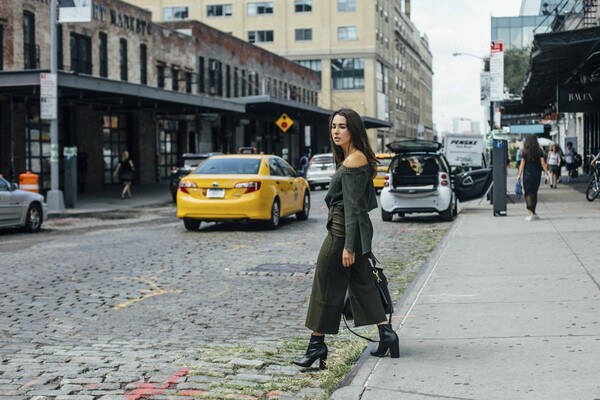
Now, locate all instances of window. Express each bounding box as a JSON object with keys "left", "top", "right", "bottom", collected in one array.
[
  {"left": 198, "top": 57, "right": 205, "bottom": 93},
  {"left": 296, "top": 59, "right": 321, "bottom": 81},
  {"left": 295, "top": 28, "right": 312, "bottom": 41},
  {"left": 207, "top": 4, "right": 232, "bottom": 17},
  {"left": 233, "top": 67, "right": 239, "bottom": 96},
  {"left": 102, "top": 114, "right": 130, "bottom": 184},
  {"left": 163, "top": 6, "right": 188, "bottom": 20},
  {"left": 172, "top": 67, "right": 179, "bottom": 91},
  {"left": 157, "top": 65, "right": 165, "bottom": 88},
  {"left": 338, "top": 26, "right": 357, "bottom": 40},
  {"left": 247, "top": 2, "right": 273, "bottom": 15},
  {"left": 1, "top": 24, "right": 5, "bottom": 70},
  {"left": 158, "top": 120, "right": 179, "bottom": 179},
  {"left": 295, "top": 0, "right": 312, "bottom": 12},
  {"left": 23, "top": 11, "right": 36, "bottom": 69},
  {"left": 225, "top": 65, "right": 231, "bottom": 97},
  {"left": 208, "top": 59, "right": 222, "bottom": 95},
  {"left": 70, "top": 33, "right": 92, "bottom": 74},
  {"left": 248, "top": 30, "right": 274, "bottom": 43},
  {"left": 140, "top": 44, "right": 147, "bottom": 85},
  {"left": 185, "top": 72, "right": 192, "bottom": 93},
  {"left": 99, "top": 32, "right": 108, "bottom": 77},
  {"left": 119, "top": 38, "right": 128, "bottom": 81},
  {"left": 331, "top": 58, "right": 364, "bottom": 90},
  {"left": 338, "top": 0, "right": 356, "bottom": 11}
]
